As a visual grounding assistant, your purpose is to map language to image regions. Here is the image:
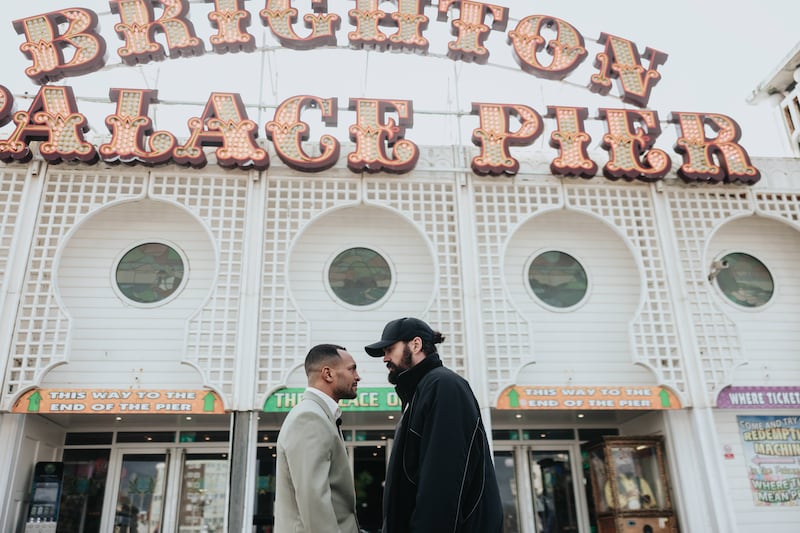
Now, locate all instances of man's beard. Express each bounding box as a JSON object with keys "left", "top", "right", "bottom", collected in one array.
[
  {"left": 387, "top": 344, "right": 414, "bottom": 384},
  {"left": 337, "top": 384, "right": 358, "bottom": 400}
]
